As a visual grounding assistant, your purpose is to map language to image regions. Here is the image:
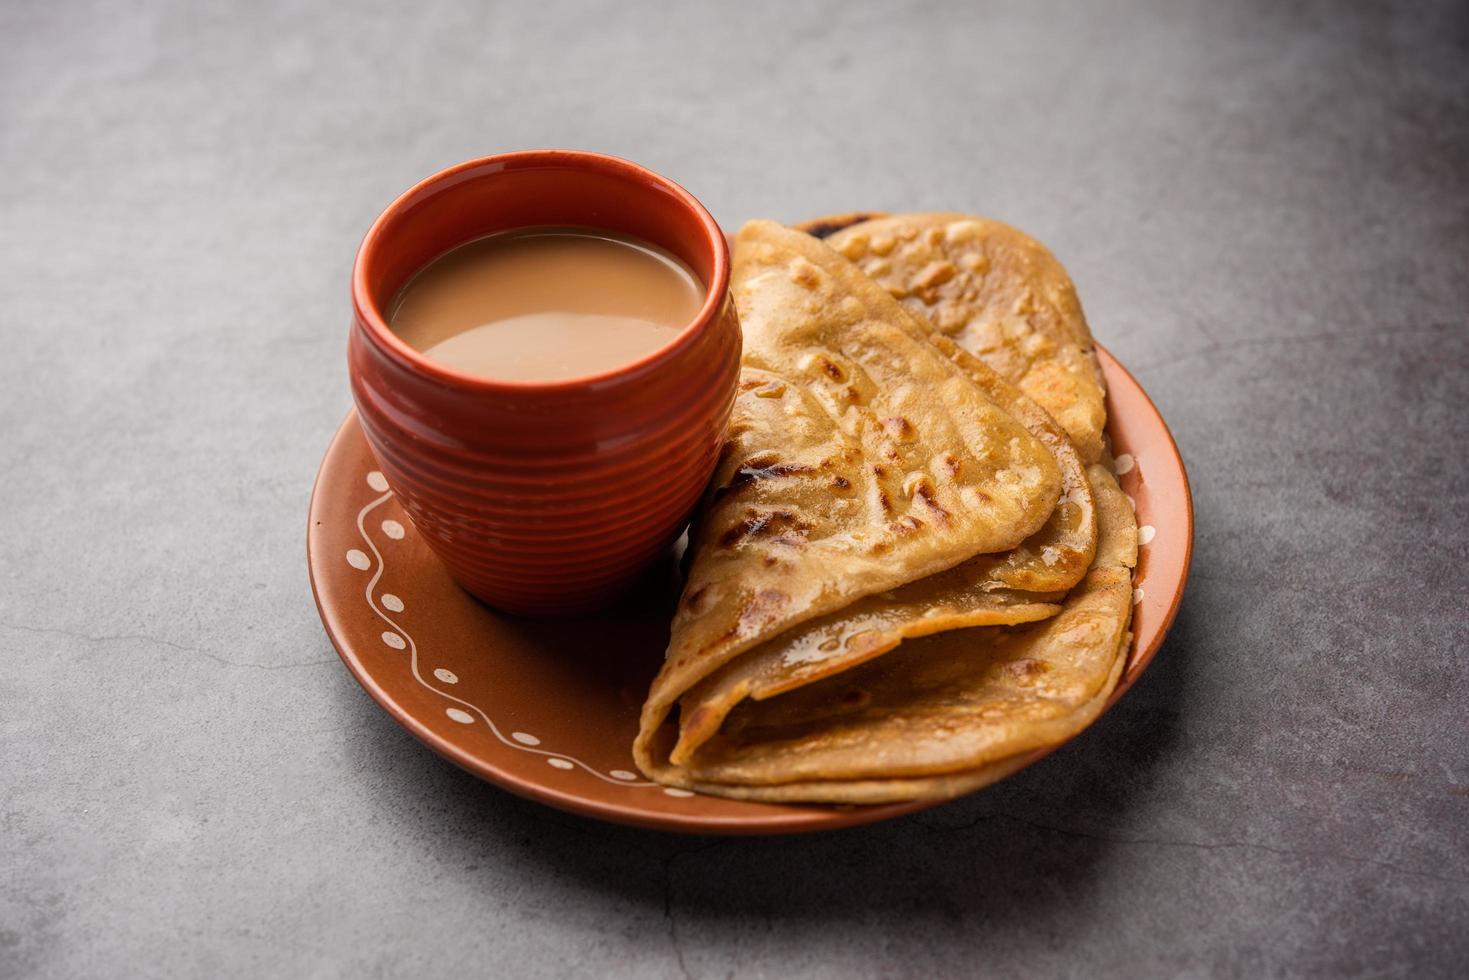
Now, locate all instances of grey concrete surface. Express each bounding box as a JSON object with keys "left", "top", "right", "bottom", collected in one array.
[{"left": 3, "top": 0, "right": 1467, "bottom": 976}]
